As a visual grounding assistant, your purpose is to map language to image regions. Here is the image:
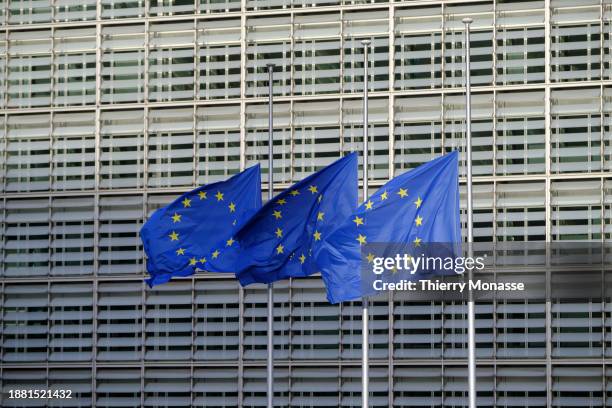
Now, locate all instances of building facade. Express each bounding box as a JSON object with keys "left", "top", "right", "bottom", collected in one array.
[{"left": 1, "top": 0, "right": 612, "bottom": 406}]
